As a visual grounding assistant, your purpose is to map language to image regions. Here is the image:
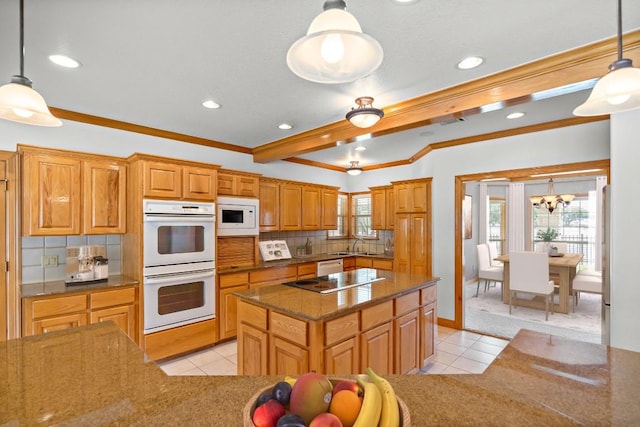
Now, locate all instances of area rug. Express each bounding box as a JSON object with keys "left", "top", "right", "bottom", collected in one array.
[{"left": 464, "top": 283, "right": 602, "bottom": 344}]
